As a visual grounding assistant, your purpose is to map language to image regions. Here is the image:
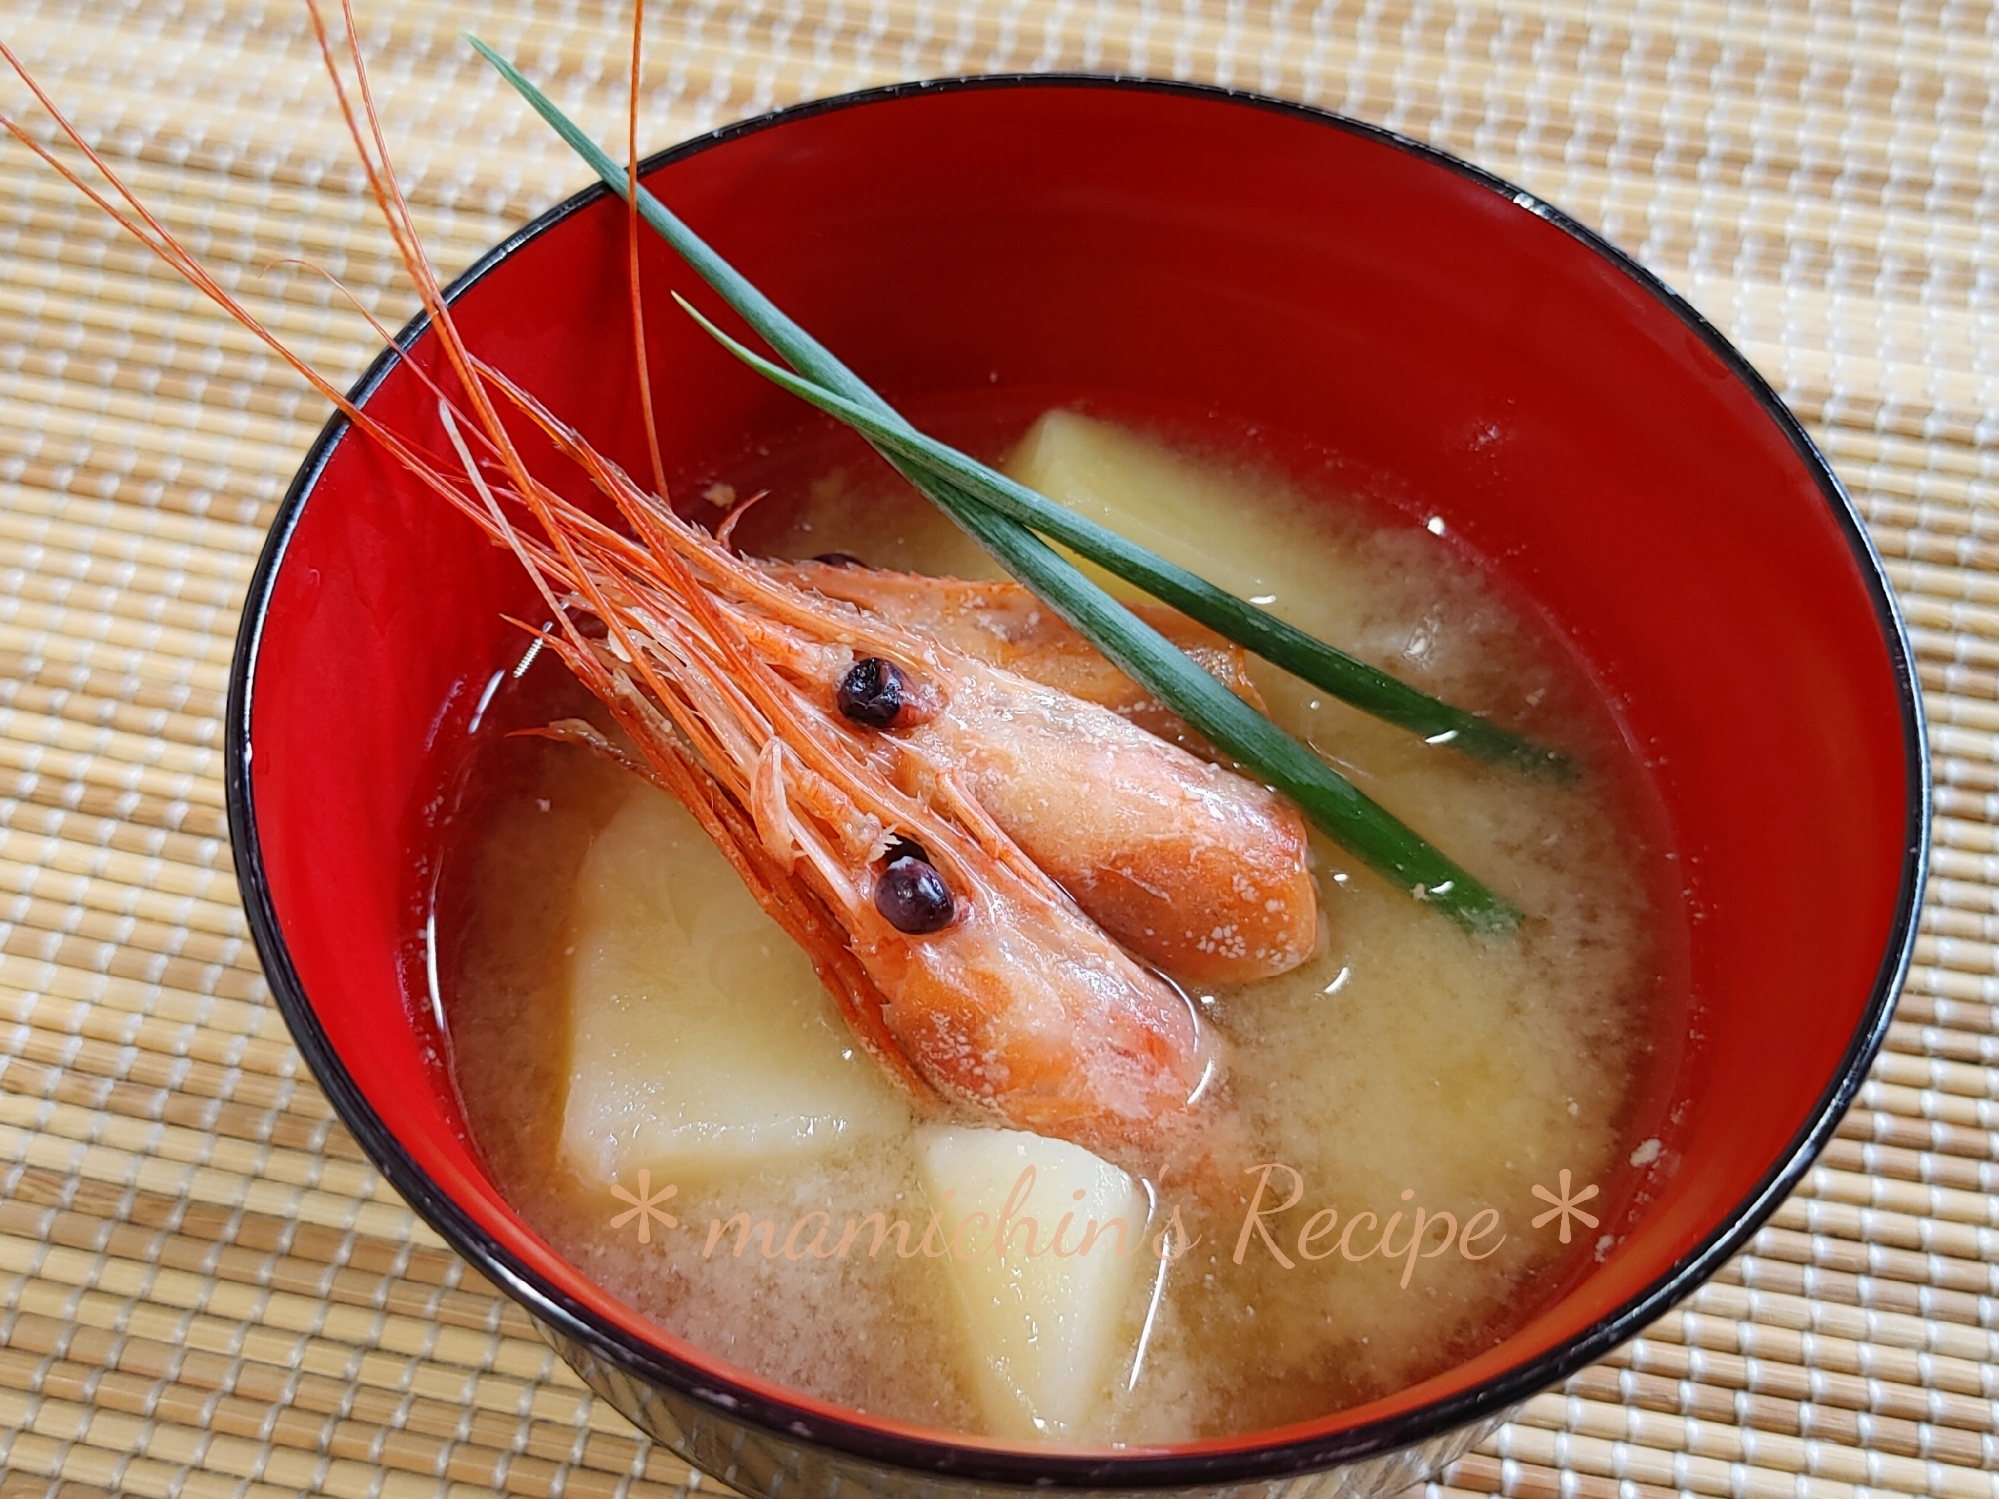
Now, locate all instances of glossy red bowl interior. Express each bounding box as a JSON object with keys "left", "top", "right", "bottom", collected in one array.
[{"left": 229, "top": 77, "right": 1925, "bottom": 1484}]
